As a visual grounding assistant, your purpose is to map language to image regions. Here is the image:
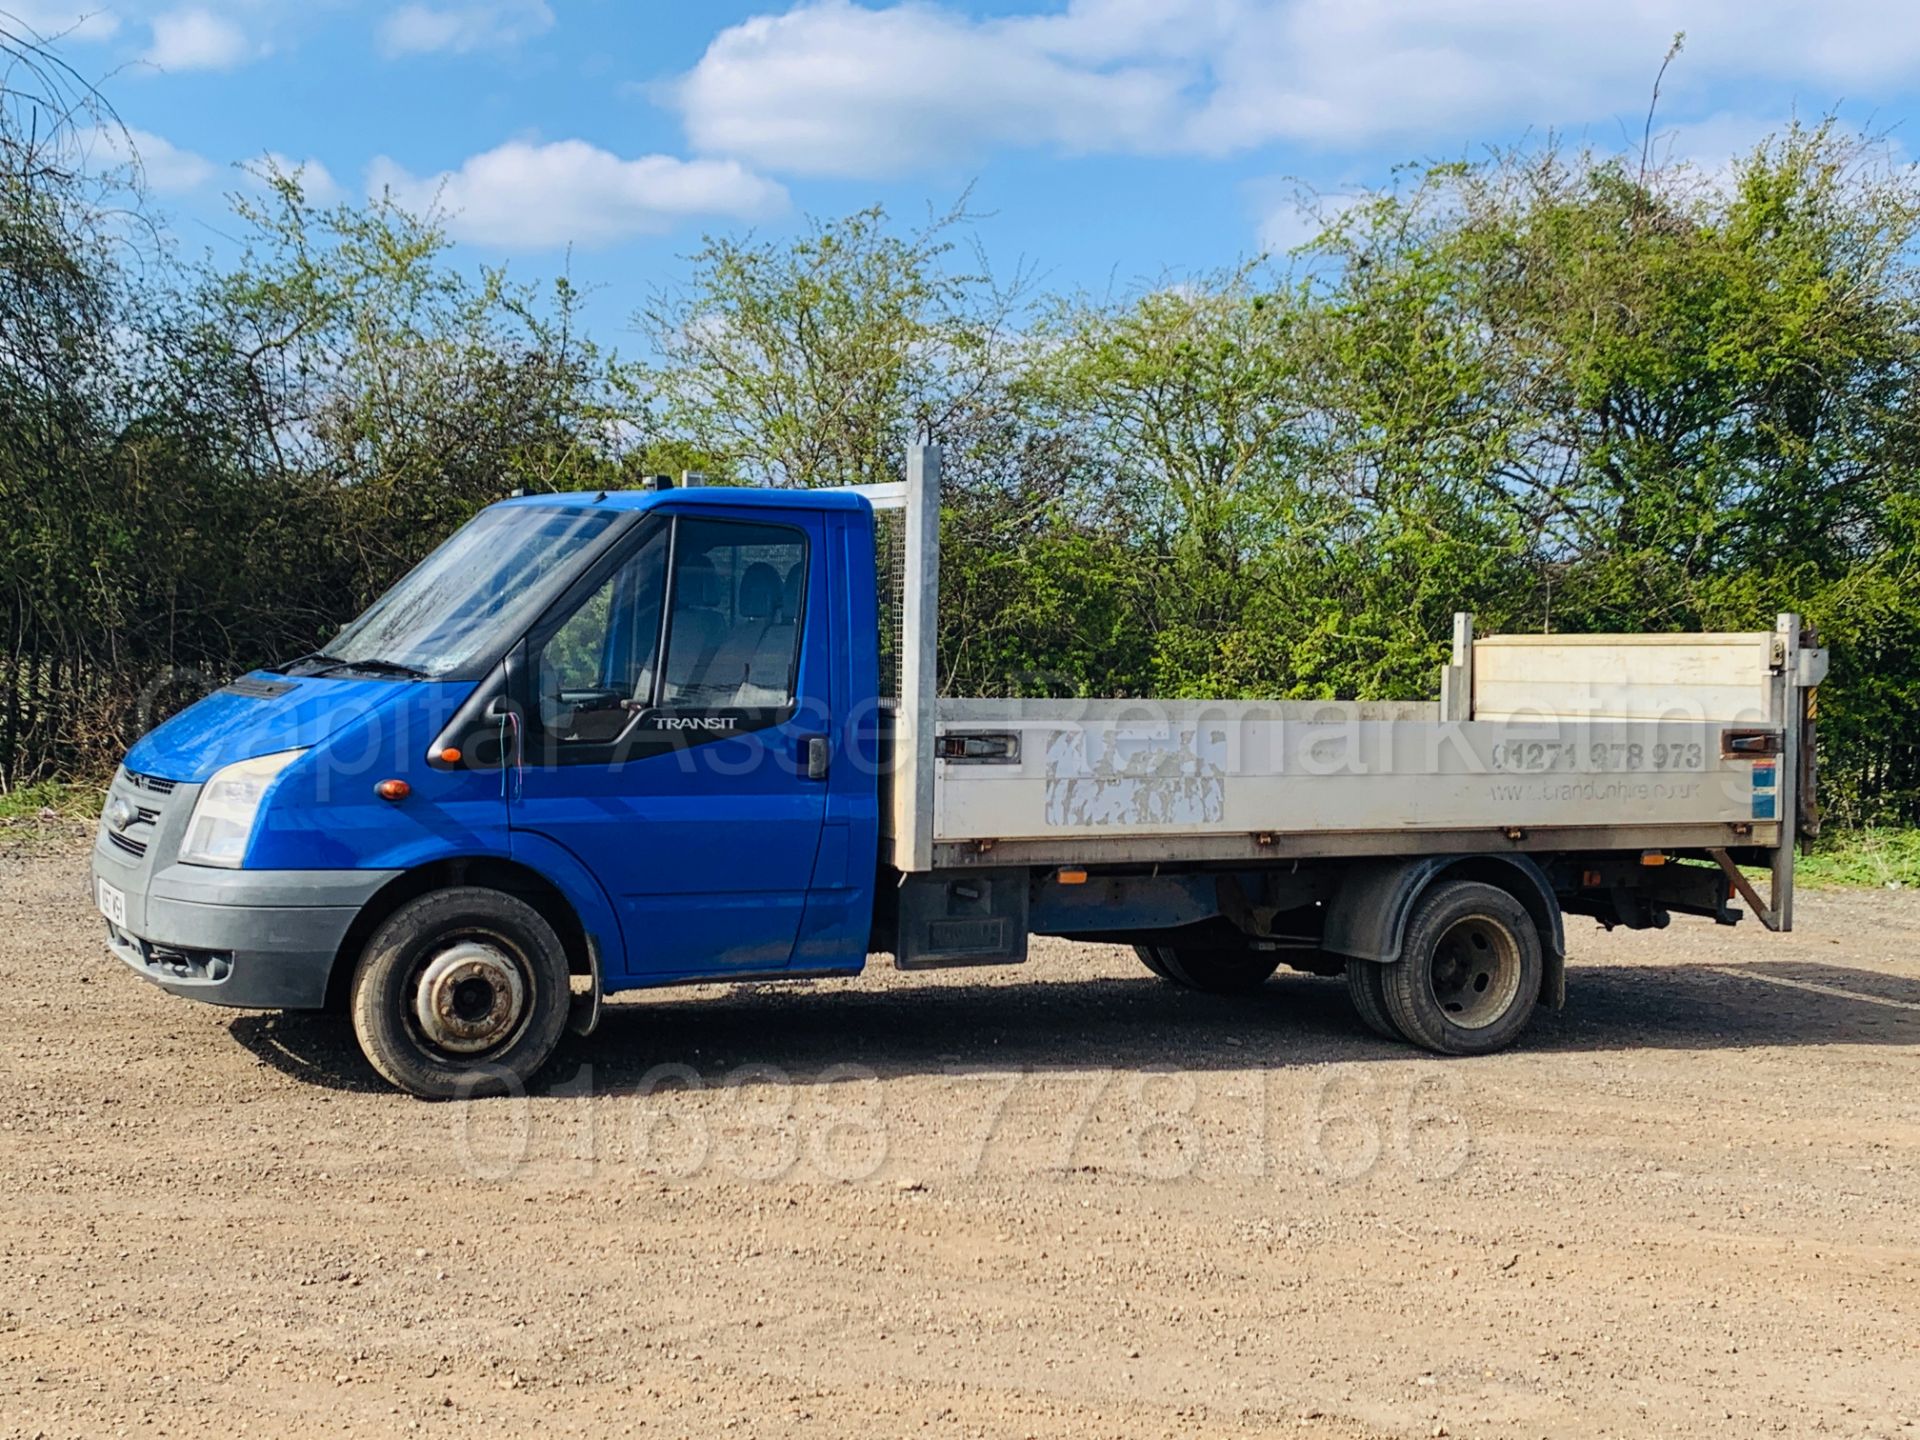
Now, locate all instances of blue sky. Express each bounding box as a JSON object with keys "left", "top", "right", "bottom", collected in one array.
[{"left": 10, "top": 0, "right": 1918, "bottom": 343}]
